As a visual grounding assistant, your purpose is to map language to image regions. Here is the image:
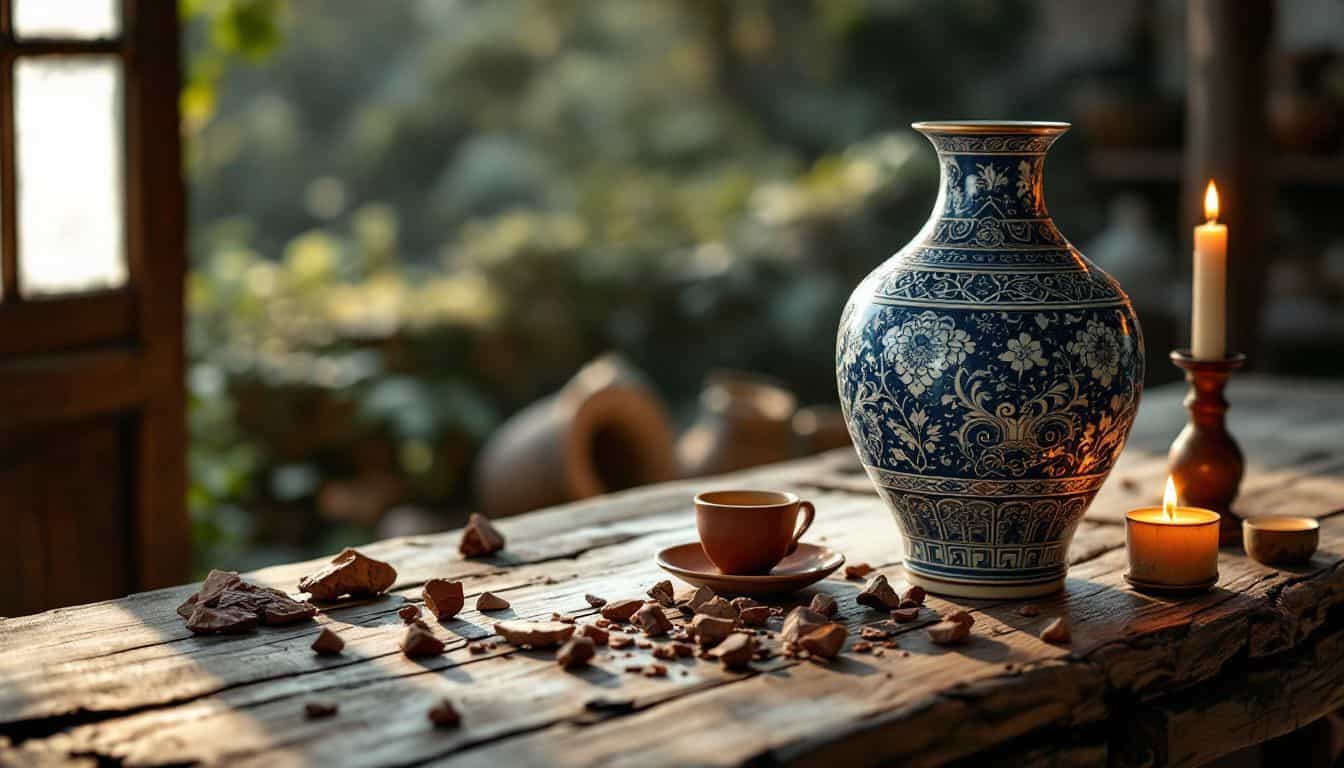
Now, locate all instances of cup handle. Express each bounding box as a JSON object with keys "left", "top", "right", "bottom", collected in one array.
[{"left": 787, "top": 501, "right": 815, "bottom": 555}]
